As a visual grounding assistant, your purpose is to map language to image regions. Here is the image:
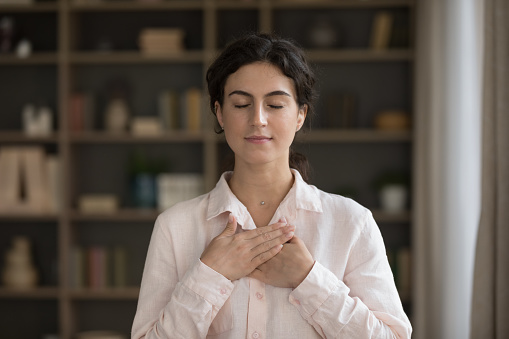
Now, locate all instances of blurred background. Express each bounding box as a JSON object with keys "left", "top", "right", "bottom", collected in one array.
[{"left": 0, "top": 0, "right": 505, "bottom": 339}]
